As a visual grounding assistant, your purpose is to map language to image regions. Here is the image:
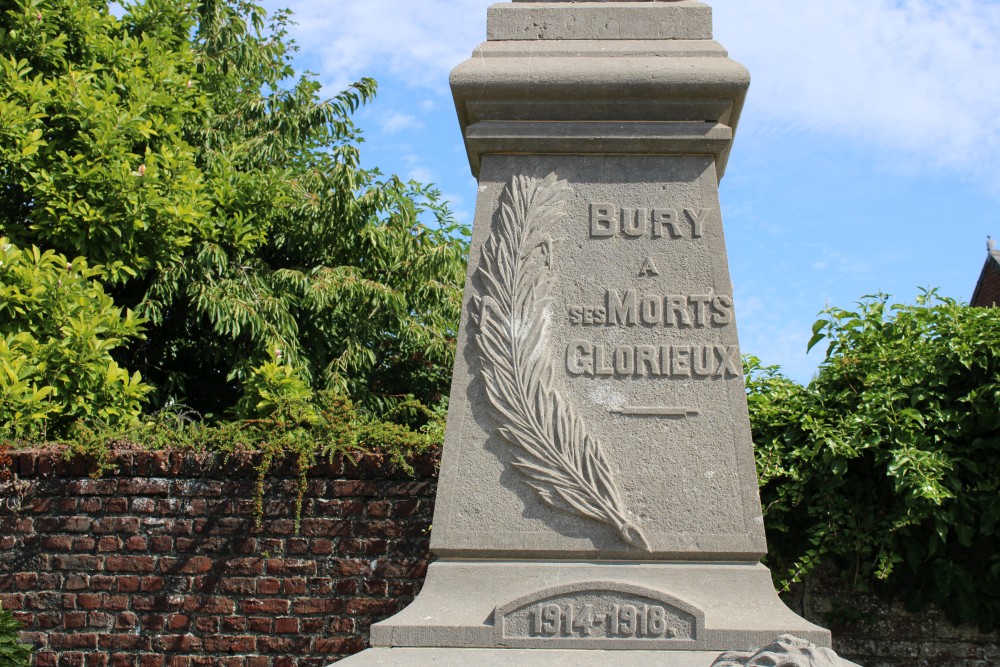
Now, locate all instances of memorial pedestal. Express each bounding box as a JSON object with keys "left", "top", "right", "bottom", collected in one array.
[{"left": 339, "top": 2, "right": 856, "bottom": 665}]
